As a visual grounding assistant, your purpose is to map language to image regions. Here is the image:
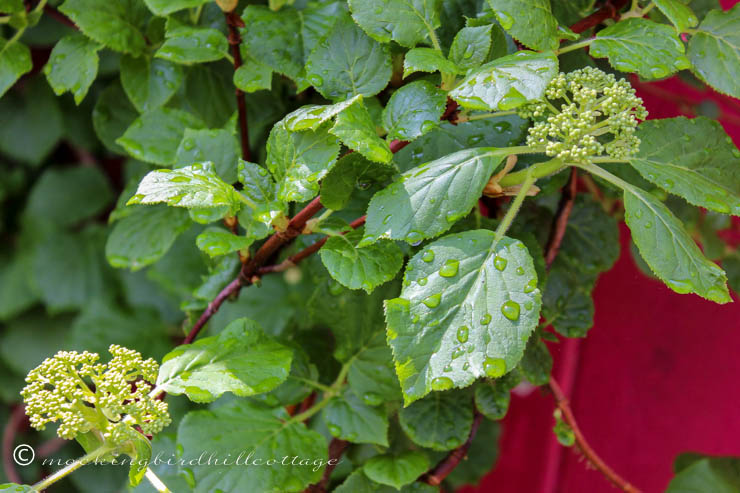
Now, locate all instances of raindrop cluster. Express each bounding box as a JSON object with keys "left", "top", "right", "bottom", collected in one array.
[
  {"left": 518, "top": 67, "right": 648, "bottom": 161},
  {"left": 21, "top": 345, "right": 170, "bottom": 444}
]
